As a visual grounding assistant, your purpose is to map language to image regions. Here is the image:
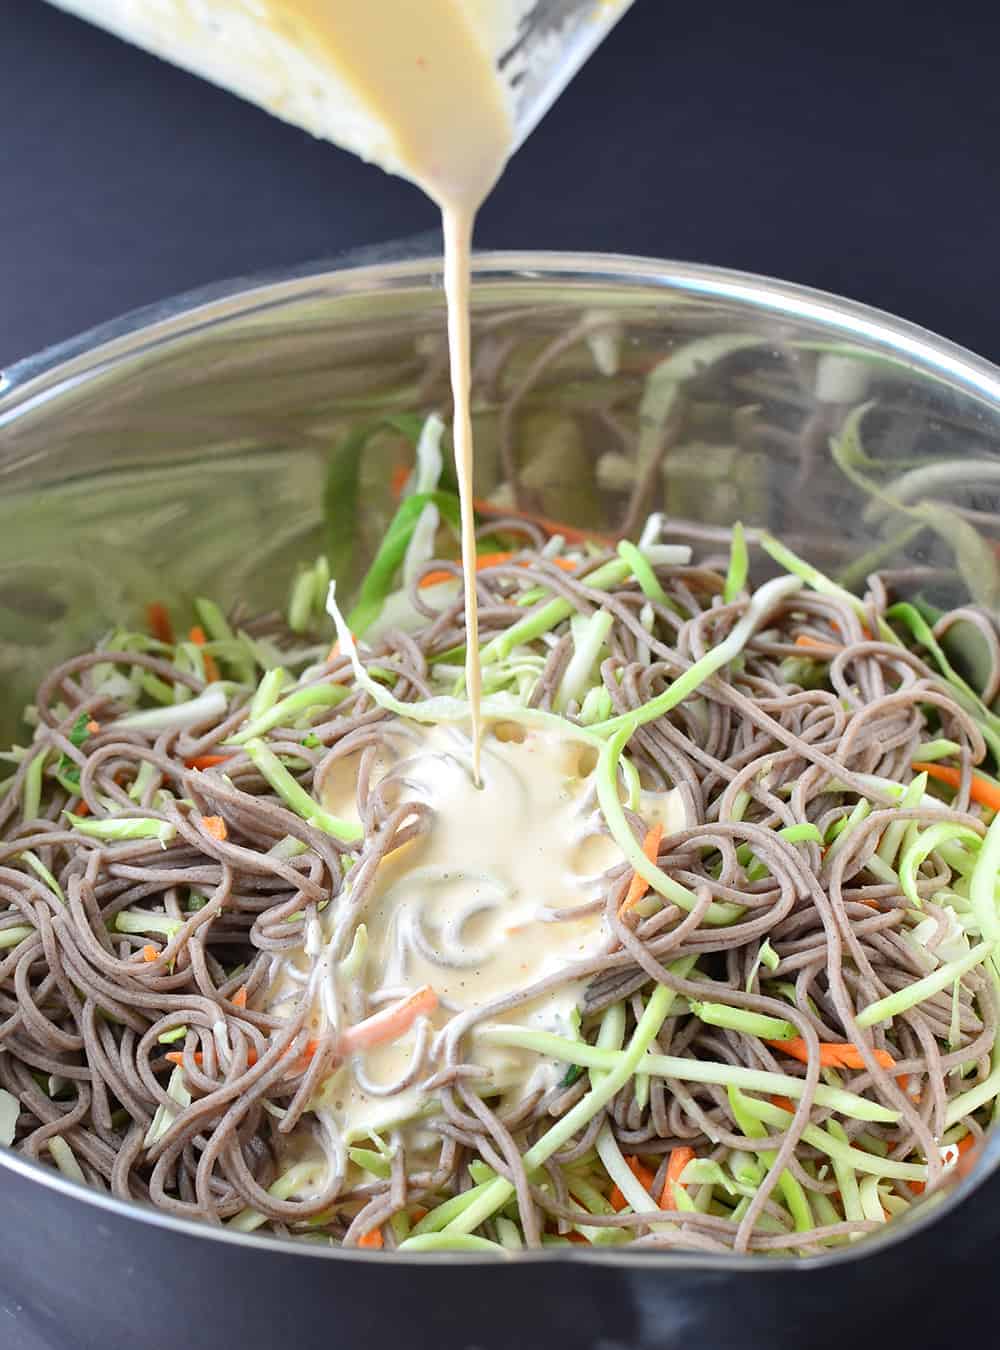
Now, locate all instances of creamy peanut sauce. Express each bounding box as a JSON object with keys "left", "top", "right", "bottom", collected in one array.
[{"left": 267, "top": 723, "right": 684, "bottom": 1151}]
